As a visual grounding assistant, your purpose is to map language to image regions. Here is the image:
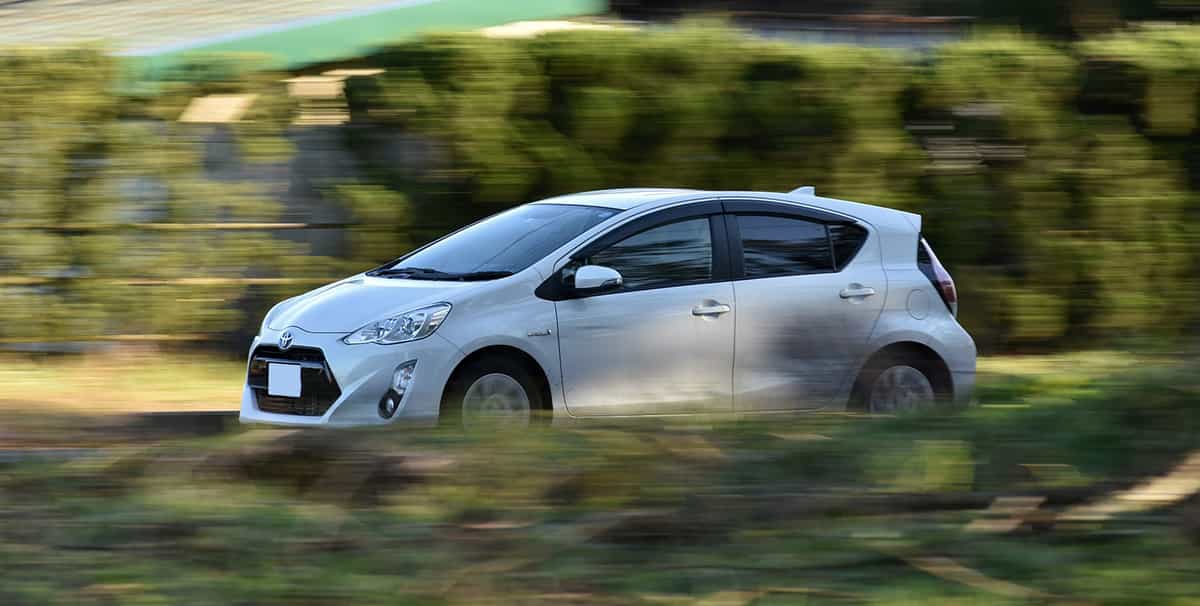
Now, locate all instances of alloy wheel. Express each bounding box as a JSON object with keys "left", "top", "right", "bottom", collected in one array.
[
  {"left": 461, "top": 373, "right": 532, "bottom": 428},
  {"left": 868, "top": 365, "right": 935, "bottom": 413}
]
